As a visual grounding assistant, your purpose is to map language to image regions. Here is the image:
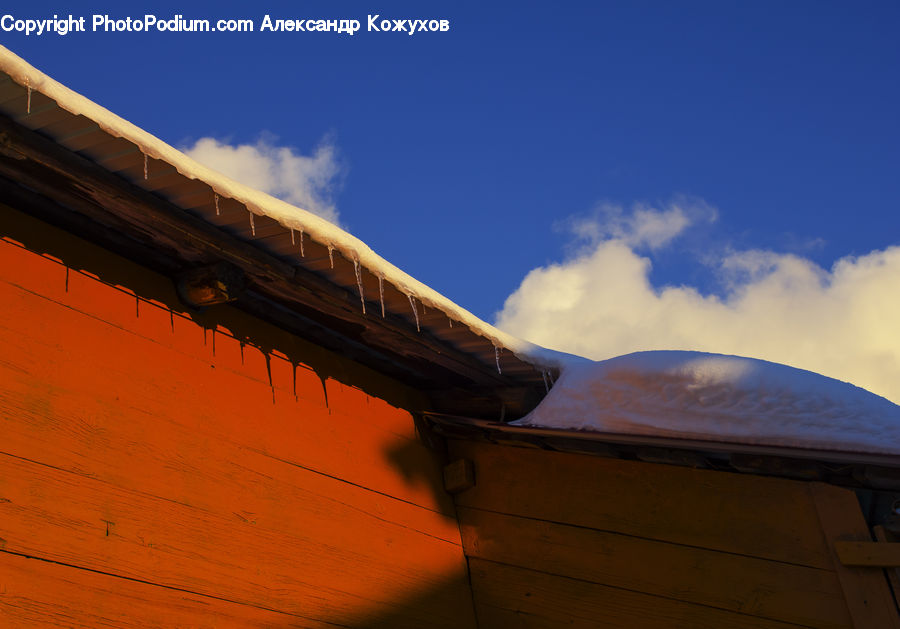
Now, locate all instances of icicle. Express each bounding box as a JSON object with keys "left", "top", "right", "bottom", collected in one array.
[
  {"left": 547, "top": 370, "right": 555, "bottom": 385},
  {"left": 541, "top": 370, "right": 550, "bottom": 393},
  {"left": 327, "top": 245, "right": 334, "bottom": 268},
  {"left": 353, "top": 259, "right": 366, "bottom": 314},
  {"left": 214, "top": 193, "right": 220, "bottom": 216},
  {"left": 25, "top": 78, "right": 31, "bottom": 114},
  {"left": 494, "top": 345, "right": 502, "bottom": 374},
  {"left": 407, "top": 294, "right": 420, "bottom": 331},
  {"left": 448, "top": 316, "right": 453, "bottom": 328},
  {"left": 378, "top": 275, "right": 385, "bottom": 318},
  {"left": 143, "top": 153, "right": 148, "bottom": 180},
  {"left": 299, "top": 229, "right": 305, "bottom": 257},
  {"left": 249, "top": 212, "right": 256, "bottom": 236},
  {"left": 290, "top": 228, "right": 295, "bottom": 245}
]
